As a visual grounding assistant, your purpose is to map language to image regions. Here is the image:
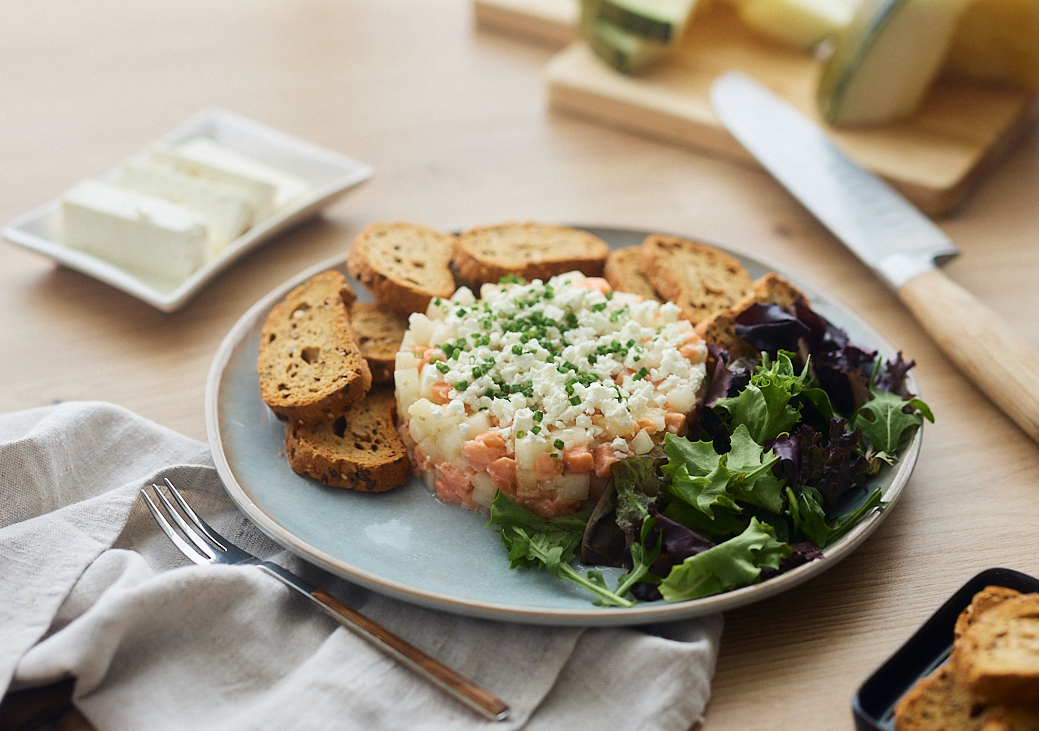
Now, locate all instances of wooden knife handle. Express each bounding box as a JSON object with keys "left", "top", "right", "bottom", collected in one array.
[
  {"left": 898, "top": 268, "right": 1039, "bottom": 443},
  {"left": 309, "top": 589, "right": 510, "bottom": 722}
]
